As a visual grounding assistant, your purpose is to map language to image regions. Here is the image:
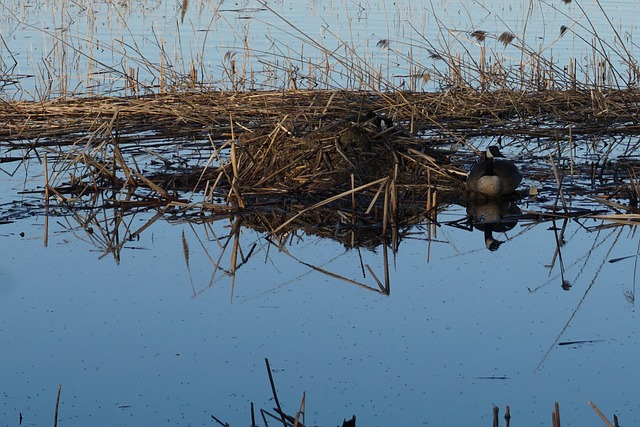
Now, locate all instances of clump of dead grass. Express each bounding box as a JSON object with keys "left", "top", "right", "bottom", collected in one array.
[{"left": 3, "top": 88, "right": 640, "bottom": 222}]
